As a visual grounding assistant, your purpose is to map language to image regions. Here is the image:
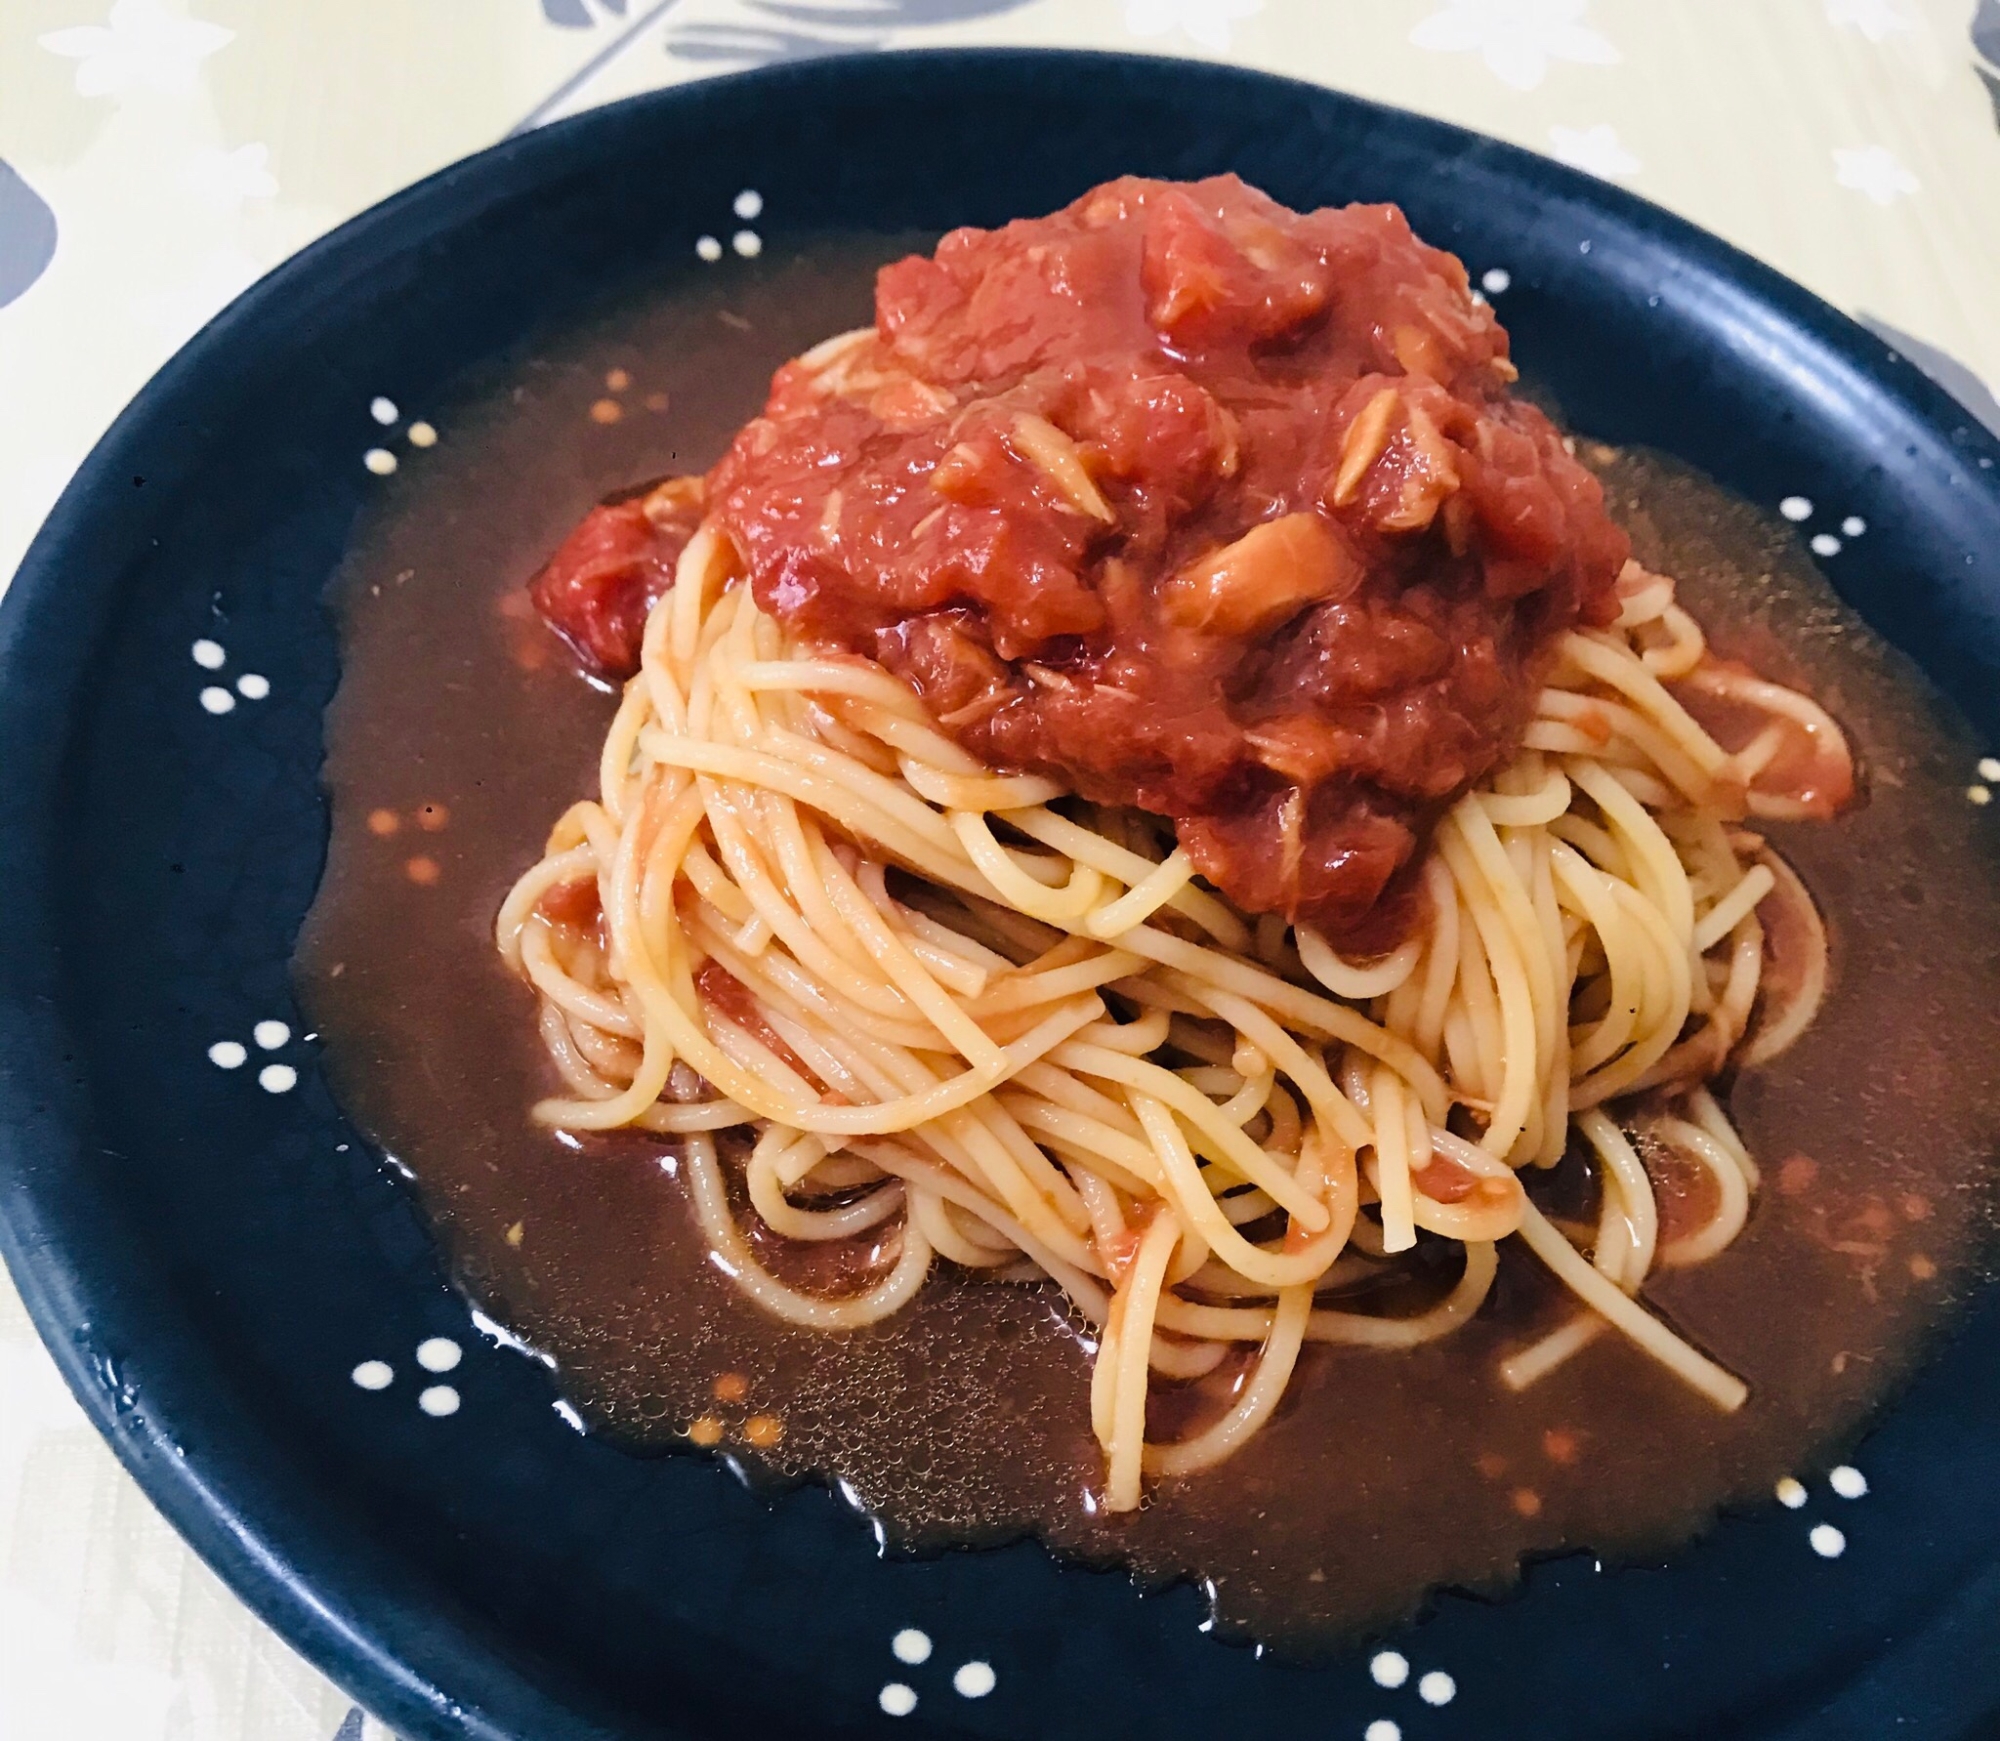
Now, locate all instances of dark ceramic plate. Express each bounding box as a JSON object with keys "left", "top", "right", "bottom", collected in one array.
[{"left": 5, "top": 49, "right": 2000, "bottom": 1741}]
